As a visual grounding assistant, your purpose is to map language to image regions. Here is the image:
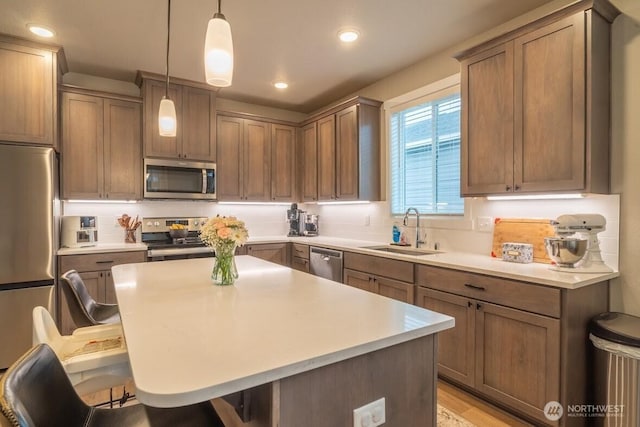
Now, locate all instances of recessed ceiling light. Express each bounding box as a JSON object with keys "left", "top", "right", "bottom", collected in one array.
[
  {"left": 27, "top": 24, "right": 55, "bottom": 38},
  {"left": 274, "top": 82, "right": 288, "bottom": 89},
  {"left": 338, "top": 29, "right": 359, "bottom": 43}
]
